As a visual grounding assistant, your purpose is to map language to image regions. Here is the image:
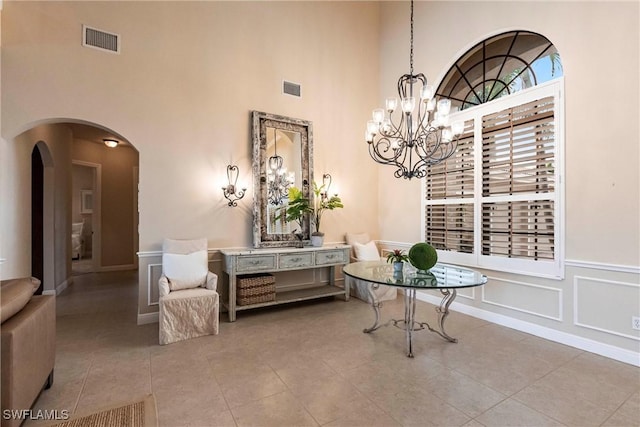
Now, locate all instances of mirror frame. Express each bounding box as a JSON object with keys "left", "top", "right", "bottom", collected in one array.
[{"left": 252, "top": 111, "right": 313, "bottom": 248}]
